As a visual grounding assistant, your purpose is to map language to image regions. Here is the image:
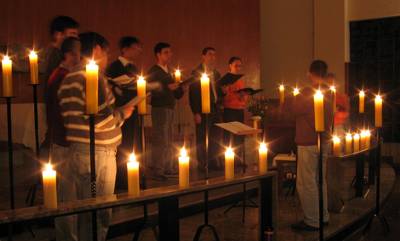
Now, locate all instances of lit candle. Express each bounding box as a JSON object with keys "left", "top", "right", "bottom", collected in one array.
[
  {"left": 178, "top": 147, "right": 190, "bottom": 188},
  {"left": 293, "top": 87, "right": 300, "bottom": 97},
  {"left": 200, "top": 73, "right": 210, "bottom": 113},
  {"left": 42, "top": 163, "right": 57, "bottom": 209},
  {"left": 127, "top": 153, "right": 140, "bottom": 196},
  {"left": 330, "top": 85, "right": 336, "bottom": 113},
  {"left": 359, "top": 90, "right": 365, "bottom": 113},
  {"left": 353, "top": 133, "right": 360, "bottom": 152},
  {"left": 365, "top": 130, "right": 371, "bottom": 149},
  {"left": 29, "top": 50, "right": 39, "bottom": 85},
  {"left": 313, "top": 90, "right": 325, "bottom": 132},
  {"left": 2, "top": 55, "right": 12, "bottom": 97},
  {"left": 332, "top": 135, "right": 341, "bottom": 156},
  {"left": 137, "top": 75, "right": 147, "bottom": 114},
  {"left": 360, "top": 130, "right": 367, "bottom": 150},
  {"left": 258, "top": 143, "right": 268, "bottom": 174},
  {"left": 279, "top": 84, "right": 285, "bottom": 105},
  {"left": 345, "top": 133, "right": 353, "bottom": 154},
  {"left": 375, "top": 95, "right": 382, "bottom": 128},
  {"left": 85, "top": 60, "right": 99, "bottom": 114},
  {"left": 225, "top": 147, "right": 235, "bottom": 180},
  {"left": 174, "top": 69, "right": 181, "bottom": 82}
]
